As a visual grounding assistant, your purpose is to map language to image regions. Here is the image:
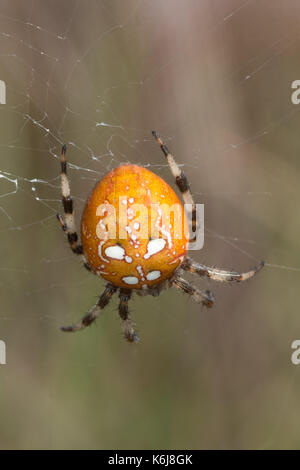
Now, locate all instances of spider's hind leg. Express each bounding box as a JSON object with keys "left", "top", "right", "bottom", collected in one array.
[
  {"left": 57, "top": 144, "right": 92, "bottom": 272},
  {"left": 152, "top": 131, "right": 197, "bottom": 241},
  {"left": 57, "top": 144, "right": 83, "bottom": 255}
]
